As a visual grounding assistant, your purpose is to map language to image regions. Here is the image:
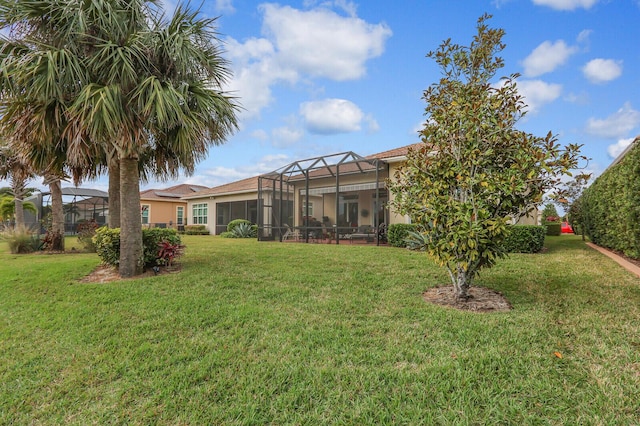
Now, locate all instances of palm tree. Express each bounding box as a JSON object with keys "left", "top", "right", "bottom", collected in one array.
[
  {"left": 1, "top": 1, "right": 239, "bottom": 277},
  {"left": 0, "top": 146, "right": 35, "bottom": 228}
]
